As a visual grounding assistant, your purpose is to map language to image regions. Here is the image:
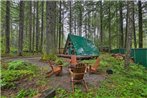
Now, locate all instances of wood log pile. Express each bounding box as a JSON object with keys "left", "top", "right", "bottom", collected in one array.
[{"left": 111, "top": 53, "right": 134, "bottom": 63}]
